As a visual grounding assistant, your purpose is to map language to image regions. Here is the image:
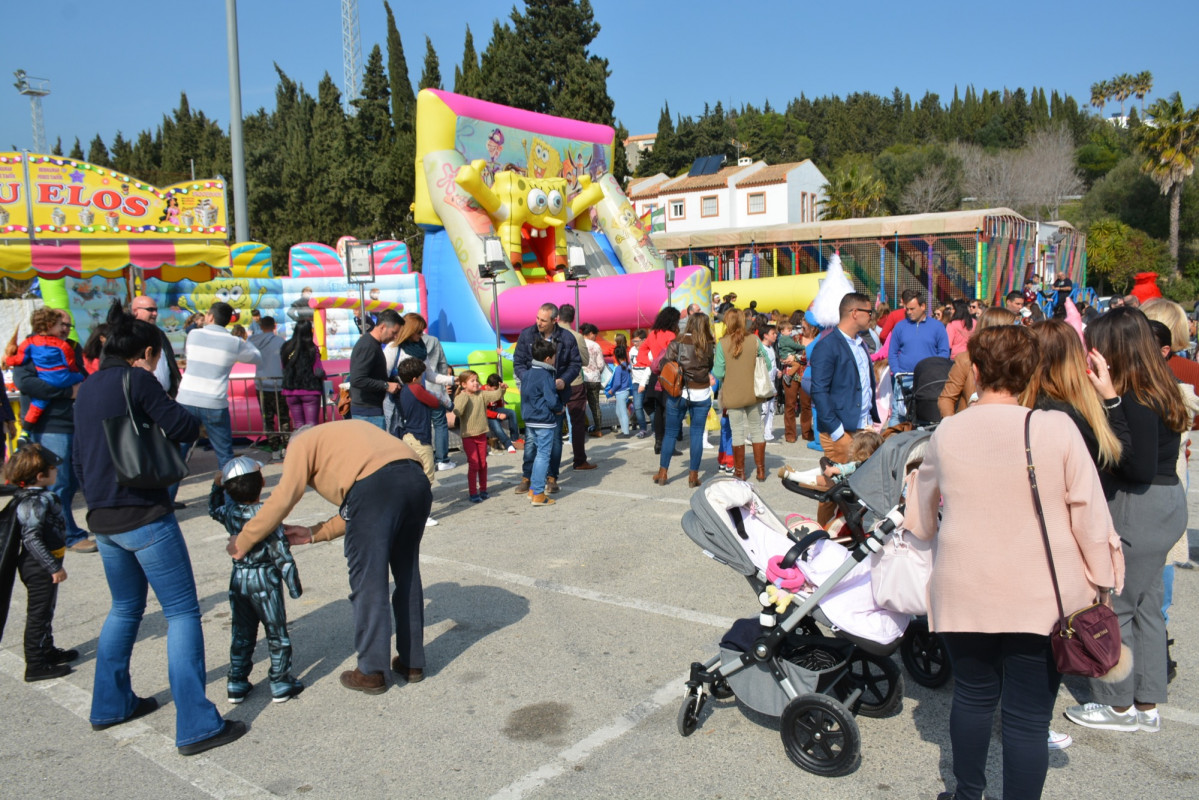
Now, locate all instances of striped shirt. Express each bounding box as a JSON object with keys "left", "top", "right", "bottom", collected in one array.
[{"left": 176, "top": 324, "right": 261, "bottom": 409}]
